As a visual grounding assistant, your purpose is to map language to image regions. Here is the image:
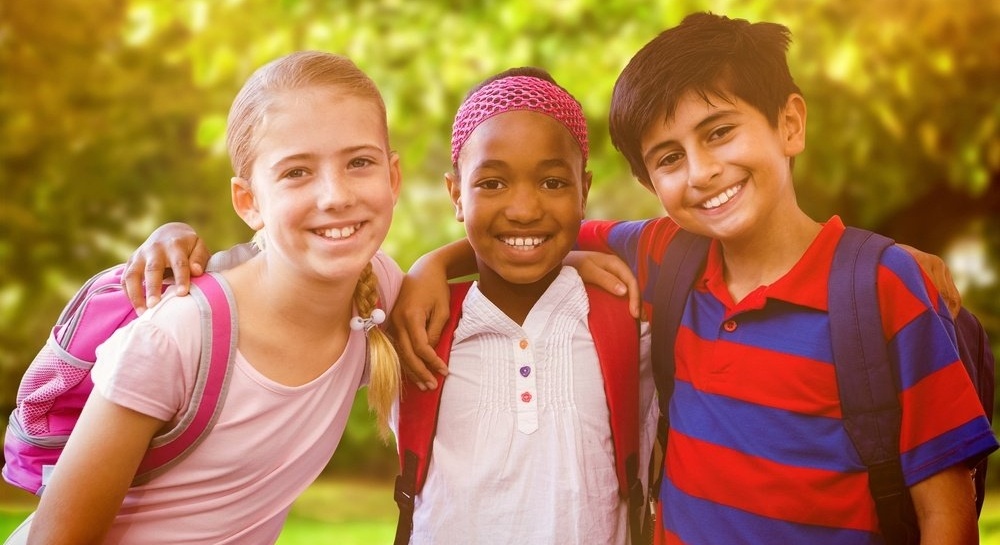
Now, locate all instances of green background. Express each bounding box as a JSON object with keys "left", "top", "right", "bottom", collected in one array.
[{"left": 1, "top": 0, "right": 999, "bottom": 539}]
